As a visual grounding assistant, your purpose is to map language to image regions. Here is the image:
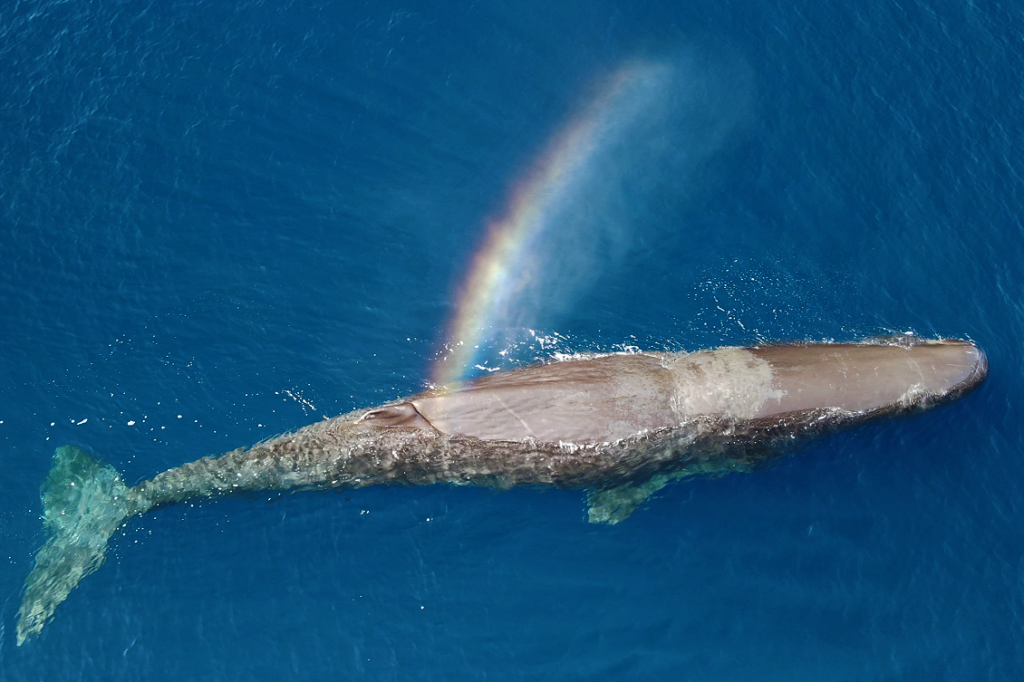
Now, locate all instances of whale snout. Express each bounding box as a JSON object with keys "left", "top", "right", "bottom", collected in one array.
[
  {"left": 933, "top": 339, "right": 988, "bottom": 396},
  {"left": 748, "top": 337, "right": 988, "bottom": 418}
]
